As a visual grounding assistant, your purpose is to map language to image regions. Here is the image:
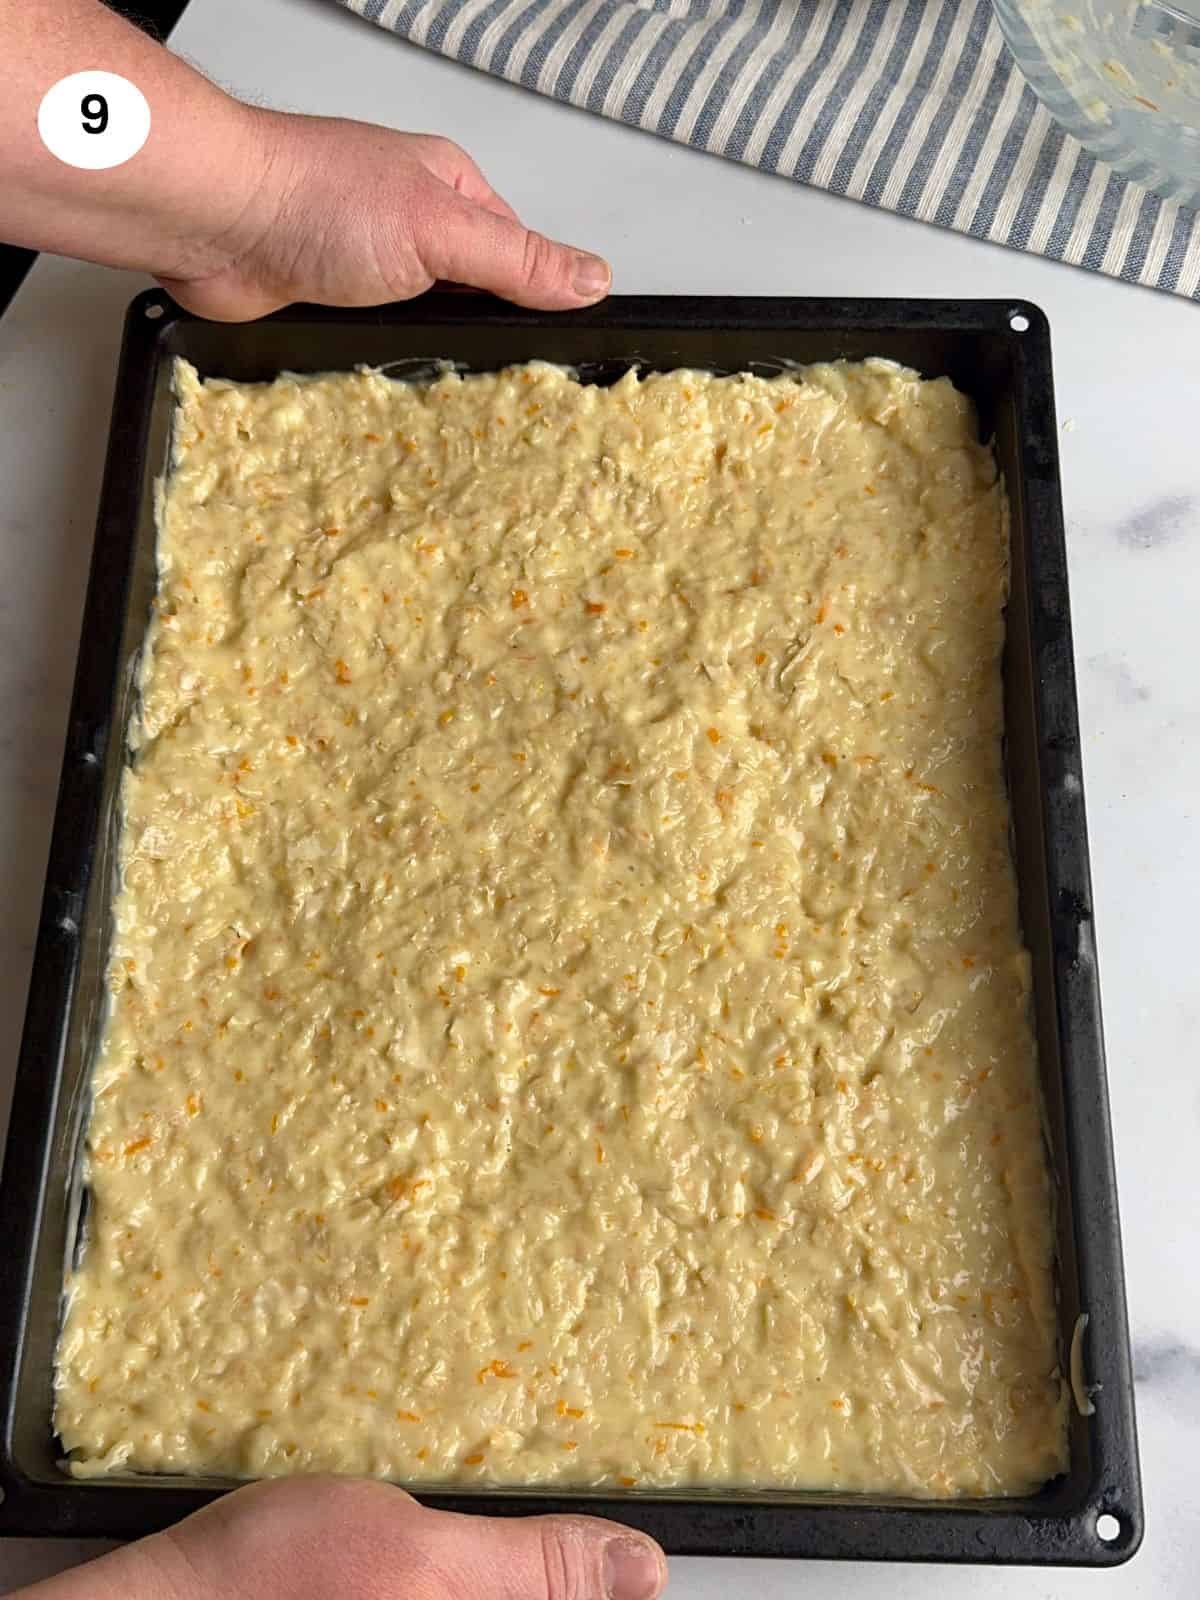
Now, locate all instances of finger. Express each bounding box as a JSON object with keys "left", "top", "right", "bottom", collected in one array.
[
  {"left": 410, "top": 1505, "right": 667, "bottom": 1600},
  {"left": 404, "top": 134, "right": 523, "bottom": 223},
  {"left": 151, "top": 1478, "right": 667, "bottom": 1600},
  {"left": 417, "top": 190, "right": 611, "bottom": 311},
  {"left": 473, "top": 189, "right": 522, "bottom": 224},
  {"left": 450, "top": 166, "right": 522, "bottom": 224}
]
